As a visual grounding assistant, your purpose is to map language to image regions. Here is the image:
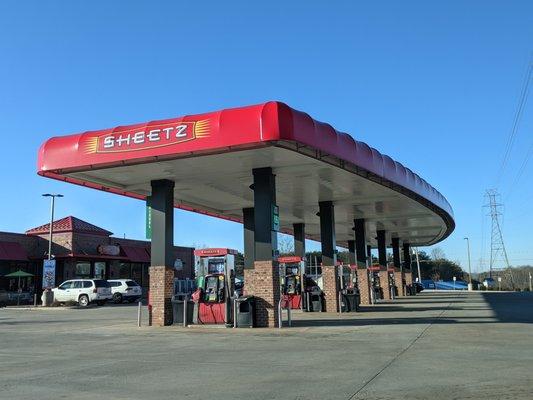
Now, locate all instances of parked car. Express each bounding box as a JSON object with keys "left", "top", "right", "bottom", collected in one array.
[
  {"left": 107, "top": 279, "right": 142, "bottom": 303},
  {"left": 52, "top": 279, "right": 112, "bottom": 307},
  {"left": 414, "top": 282, "right": 424, "bottom": 293}
]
